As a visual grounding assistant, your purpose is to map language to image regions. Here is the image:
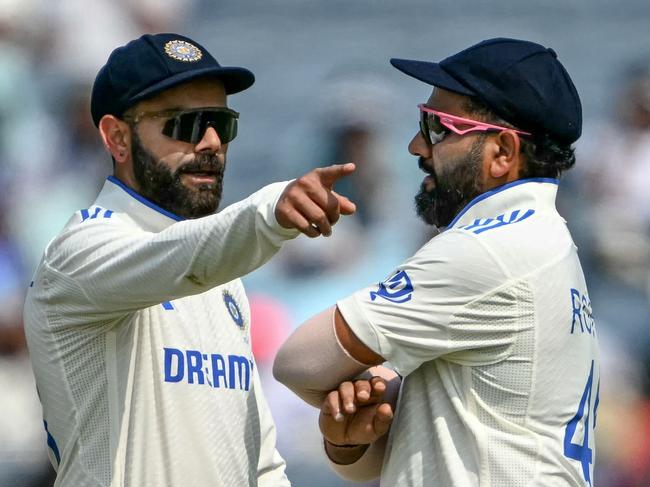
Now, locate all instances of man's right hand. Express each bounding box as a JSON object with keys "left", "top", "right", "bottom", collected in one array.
[
  {"left": 275, "top": 163, "right": 357, "bottom": 238},
  {"left": 319, "top": 374, "right": 397, "bottom": 448}
]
